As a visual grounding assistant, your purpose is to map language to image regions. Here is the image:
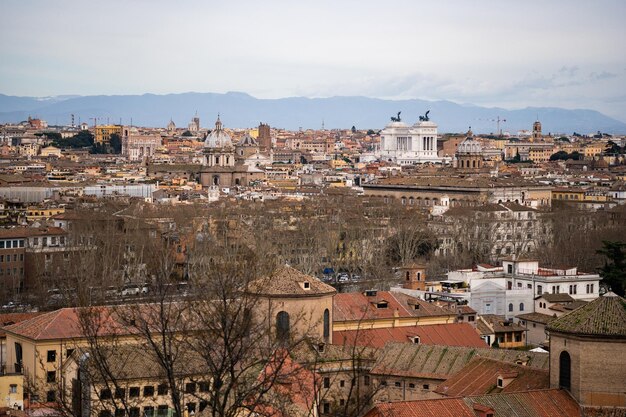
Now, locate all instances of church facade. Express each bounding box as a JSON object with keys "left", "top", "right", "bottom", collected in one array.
[
  {"left": 377, "top": 112, "right": 442, "bottom": 165},
  {"left": 199, "top": 116, "right": 264, "bottom": 188}
]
